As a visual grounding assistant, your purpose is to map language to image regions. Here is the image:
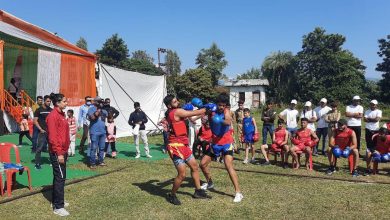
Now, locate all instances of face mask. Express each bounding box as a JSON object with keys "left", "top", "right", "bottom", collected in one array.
[{"left": 86, "top": 102, "right": 91, "bottom": 106}]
